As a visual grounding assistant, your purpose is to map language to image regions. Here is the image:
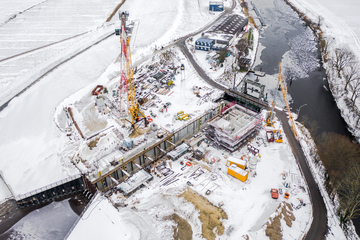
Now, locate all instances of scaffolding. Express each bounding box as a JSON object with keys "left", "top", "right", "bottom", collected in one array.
[{"left": 206, "top": 104, "right": 263, "bottom": 151}]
